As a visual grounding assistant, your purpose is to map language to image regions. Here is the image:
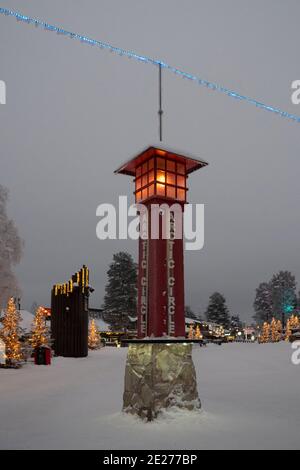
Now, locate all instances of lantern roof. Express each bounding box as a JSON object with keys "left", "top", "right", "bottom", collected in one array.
[{"left": 115, "top": 146, "right": 208, "bottom": 176}]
